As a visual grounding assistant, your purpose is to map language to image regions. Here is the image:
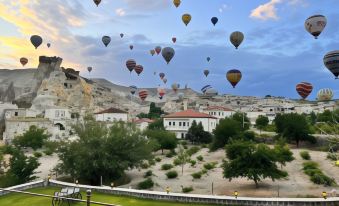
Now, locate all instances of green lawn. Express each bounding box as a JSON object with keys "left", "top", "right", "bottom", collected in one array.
[{"left": 0, "top": 187, "right": 216, "bottom": 206}]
